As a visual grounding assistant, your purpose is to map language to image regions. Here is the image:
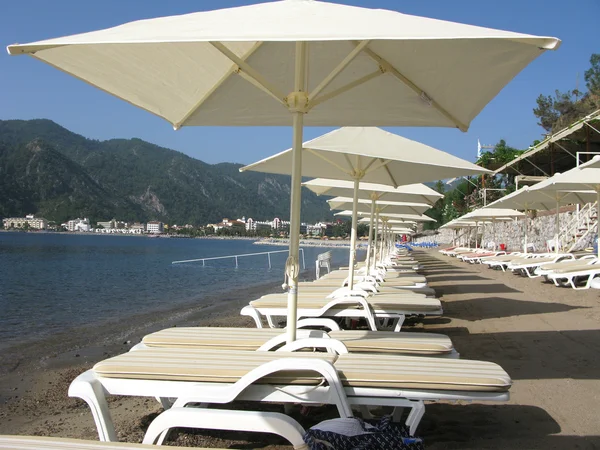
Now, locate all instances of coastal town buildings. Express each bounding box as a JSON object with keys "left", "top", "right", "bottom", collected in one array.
[
  {"left": 63, "top": 218, "right": 91, "bottom": 232},
  {"left": 146, "top": 221, "right": 164, "bottom": 234},
  {"left": 2, "top": 214, "right": 48, "bottom": 230}
]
